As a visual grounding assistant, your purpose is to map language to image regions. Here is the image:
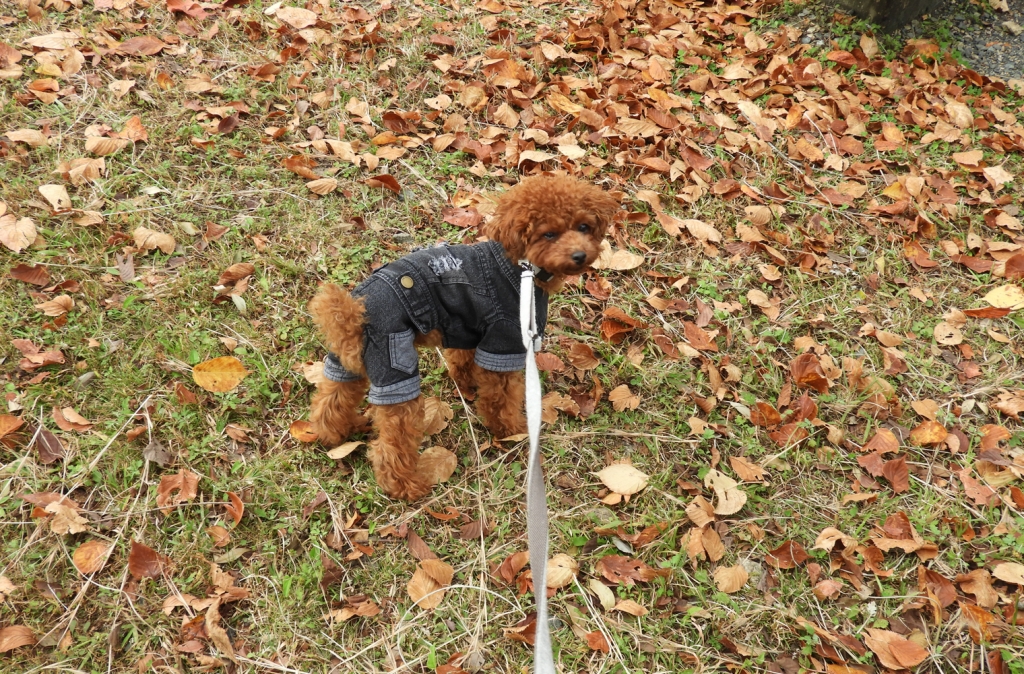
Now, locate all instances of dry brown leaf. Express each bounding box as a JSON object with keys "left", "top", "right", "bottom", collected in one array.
[
  {"left": 224, "top": 492, "right": 244, "bottom": 526},
  {"left": 193, "top": 356, "right": 248, "bottom": 393},
  {"left": 206, "top": 598, "right": 237, "bottom": 663},
  {"left": 38, "top": 184, "right": 71, "bottom": 211},
  {"left": 128, "top": 540, "right": 168, "bottom": 579},
  {"left": 713, "top": 564, "right": 748, "bottom": 593},
  {"left": 407, "top": 559, "right": 454, "bottom": 609},
  {"left": 419, "top": 446, "right": 457, "bottom": 485},
  {"left": 607, "top": 384, "right": 640, "bottom": 411},
  {"left": 612, "top": 599, "right": 649, "bottom": 616},
  {"left": 133, "top": 226, "right": 176, "bottom": 254},
  {"left": 595, "top": 463, "right": 649, "bottom": 496},
  {"left": 423, "top": 397, "right": 453, "bottom": 435},
  {"left": 0, "top": 215, "right": 36, "bottom": 253},
  {"left": 73, "top": 540, "right": 112, "bottom": 575},
  {"left": 85, "top": 136, "right": 130, "bottom": 156},
  {"left": 992, "top": 561, "right": 1024, "bottom": 586},
  {"left": 34, "top": 295, "right": 73, "bottom": 316},
  {"left": 704, "top": 469, "right": 746, "bottom": 515},
  {"left": 0, "top": 625, "right": 36, "bottom": 653},
  {"left": 545, "top": 553, "right": 579, "bottom": 589},
  {"left": 729, "top": 456, "right": 765, "bottom": 482},
  {"left": 289, "top": 420, "right": 318, "bottom": 442},
  {"left": 326, "top": 441, "right": 362, "bottom": 460}
]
